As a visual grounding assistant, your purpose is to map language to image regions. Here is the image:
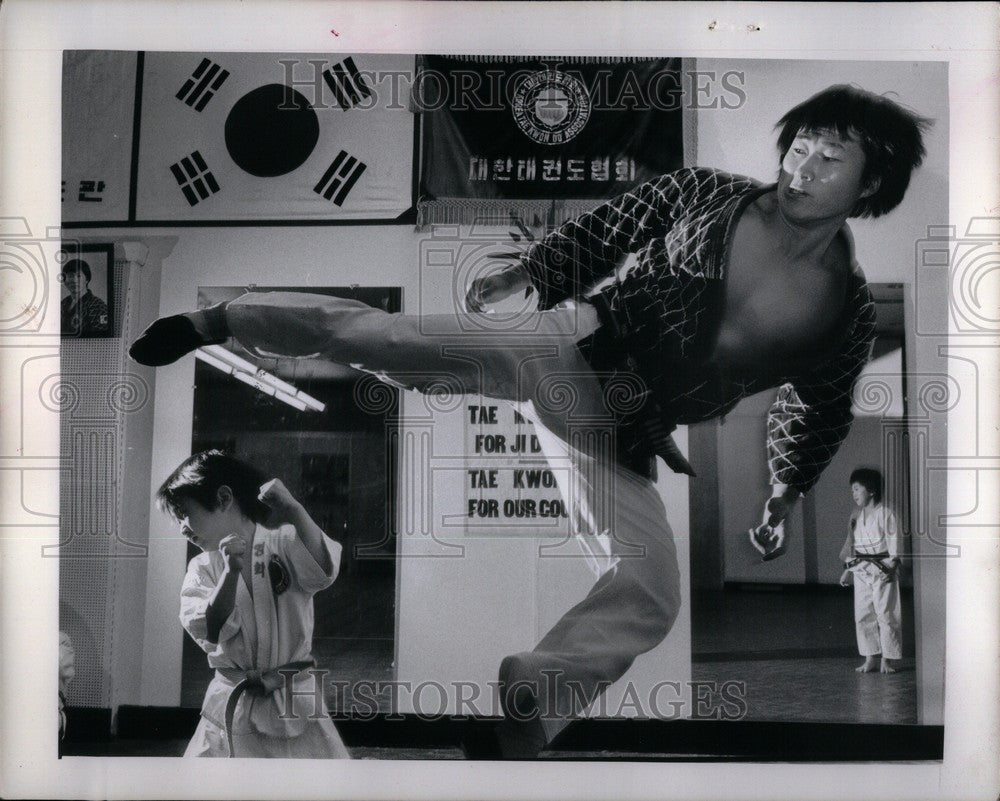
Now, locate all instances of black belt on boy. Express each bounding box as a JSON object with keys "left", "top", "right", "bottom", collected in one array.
[{"left": 845, "top": 550, "right": 894, "bottom": 576}]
